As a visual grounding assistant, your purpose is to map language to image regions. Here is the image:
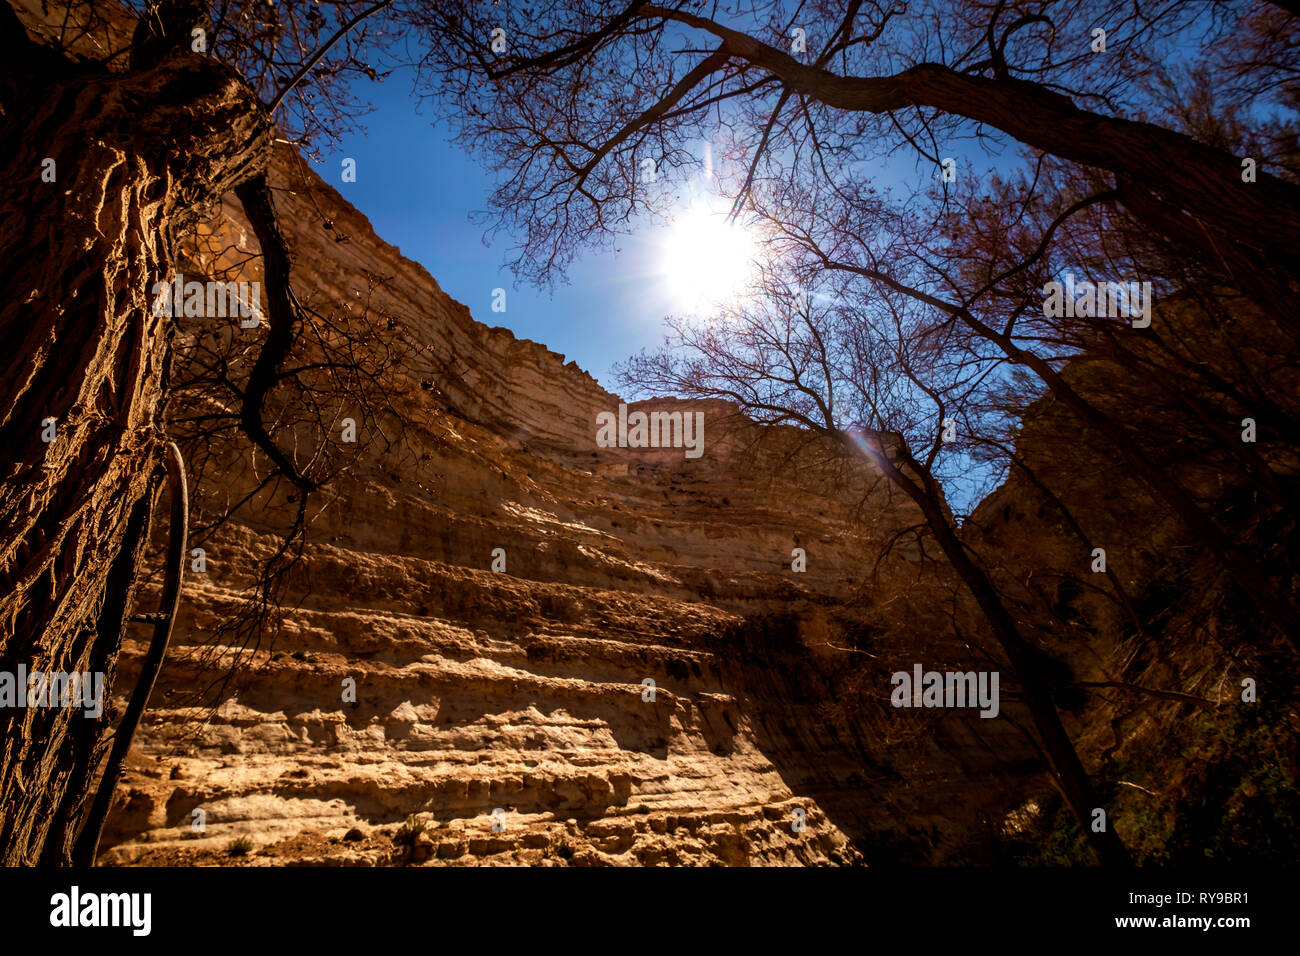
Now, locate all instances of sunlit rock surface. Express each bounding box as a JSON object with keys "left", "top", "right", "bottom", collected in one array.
[{"left": 96, "top": 145, "right": 1034, "bottom": 867}]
